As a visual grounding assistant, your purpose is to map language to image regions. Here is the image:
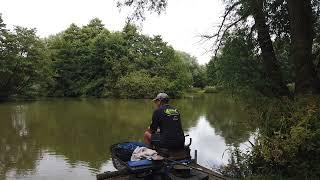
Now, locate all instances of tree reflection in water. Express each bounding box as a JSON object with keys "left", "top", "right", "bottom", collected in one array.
[{"left": 0, "top": 104, "right": 39, "bottom": 180}]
